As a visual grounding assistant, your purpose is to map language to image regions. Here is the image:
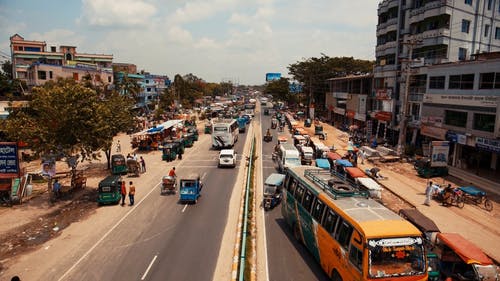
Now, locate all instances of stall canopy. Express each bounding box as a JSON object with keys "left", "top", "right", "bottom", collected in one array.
[
  {"left": 345, "top": 167, "right": 366, "bottom": 178},
  {"left": 316, "top": 159, "right": 331, "bottom": 170},
  {"left": 335, "top": 159, "right": 353, "bottom": 167},
  {"left": 399, "top": 208, "right": 440, "bottom": 234},
  {"left": 437, "top": 233, "right": 493, "bottom": 265},
  {"left": 146, "top": 120, "right": 183, "bottom": 134},
  {"left": 327, "top": 152, "right": 342, "bottom": 161}
]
